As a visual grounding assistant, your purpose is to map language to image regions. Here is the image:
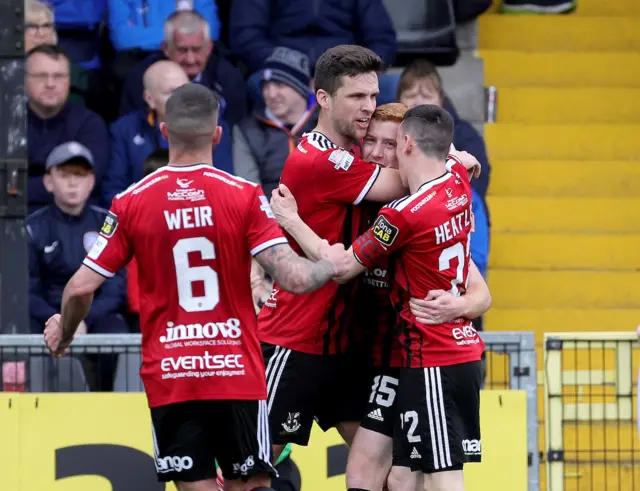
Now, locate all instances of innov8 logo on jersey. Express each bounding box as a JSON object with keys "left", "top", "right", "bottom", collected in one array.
[{"left": 159, "top": 318, "right": 242, "bottom": 343}]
